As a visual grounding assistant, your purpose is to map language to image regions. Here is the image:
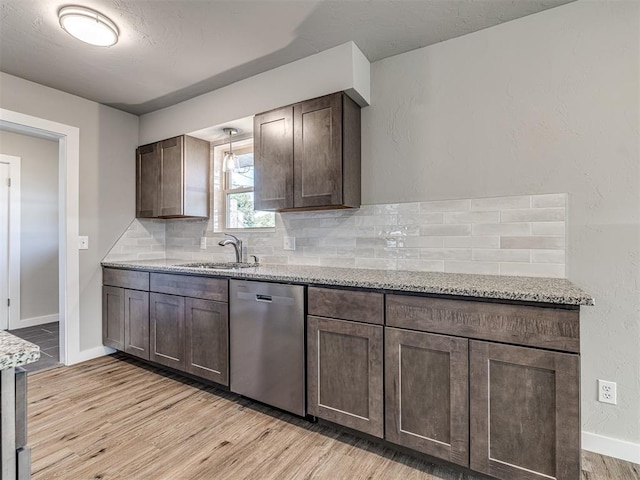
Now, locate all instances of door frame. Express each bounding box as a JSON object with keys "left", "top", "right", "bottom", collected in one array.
[
  {"left": 0, "top": 108, "right": 80, "bottom": 365},
  {"left": 0, "top": 154, "right": 21, "bottom": 330}
]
